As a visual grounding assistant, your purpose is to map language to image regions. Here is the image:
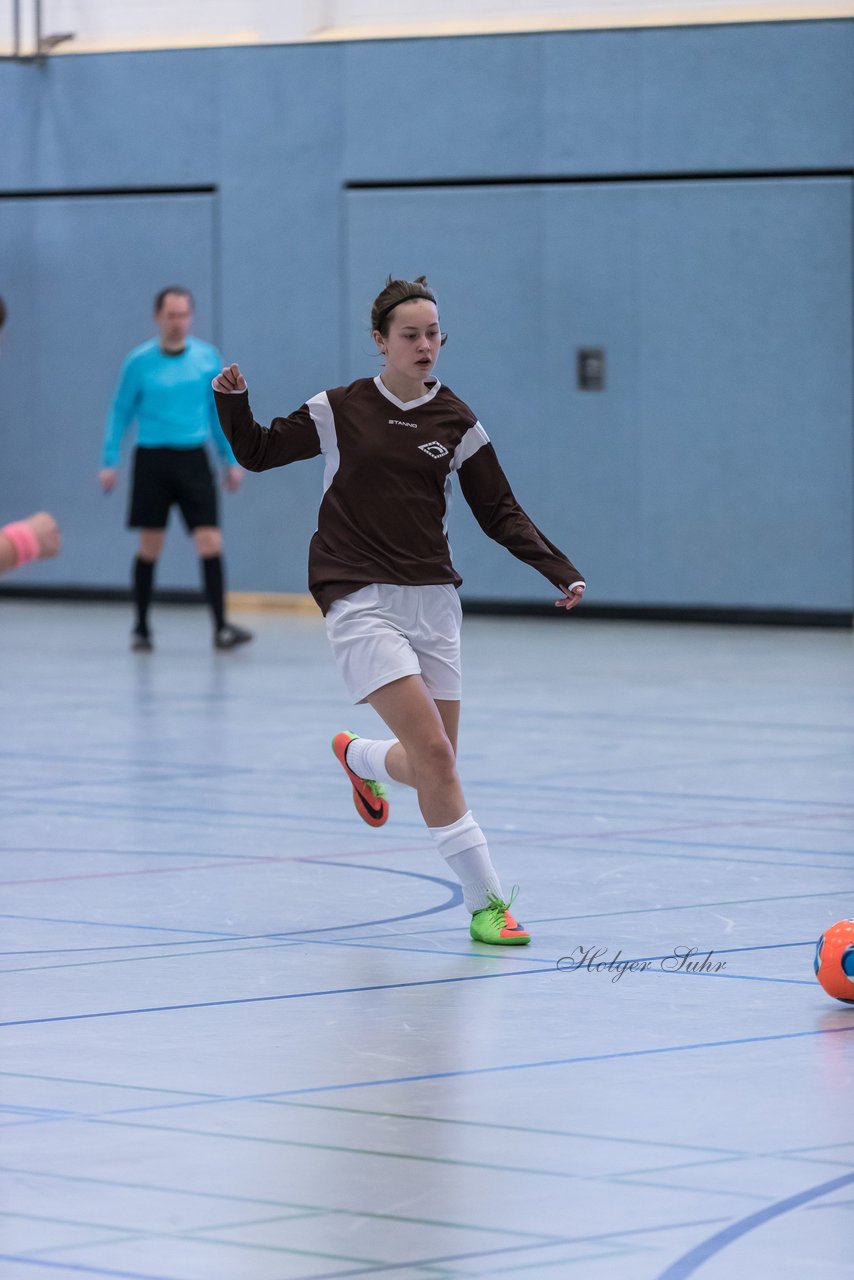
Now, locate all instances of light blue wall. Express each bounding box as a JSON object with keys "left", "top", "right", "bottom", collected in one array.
[{"left": 1, "top": 21, "right": 852, "bottom": 610}]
